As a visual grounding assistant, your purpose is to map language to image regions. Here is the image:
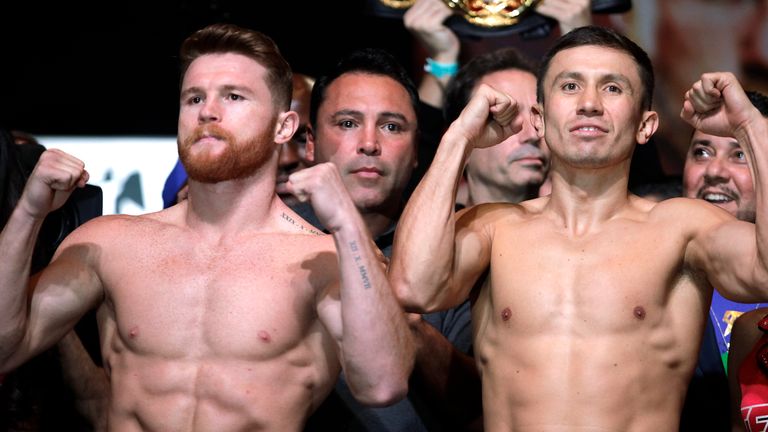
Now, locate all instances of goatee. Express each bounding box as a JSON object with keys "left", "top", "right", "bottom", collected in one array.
[{"left": 179, "top": 124, "right": 274, "bottom": 183}]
